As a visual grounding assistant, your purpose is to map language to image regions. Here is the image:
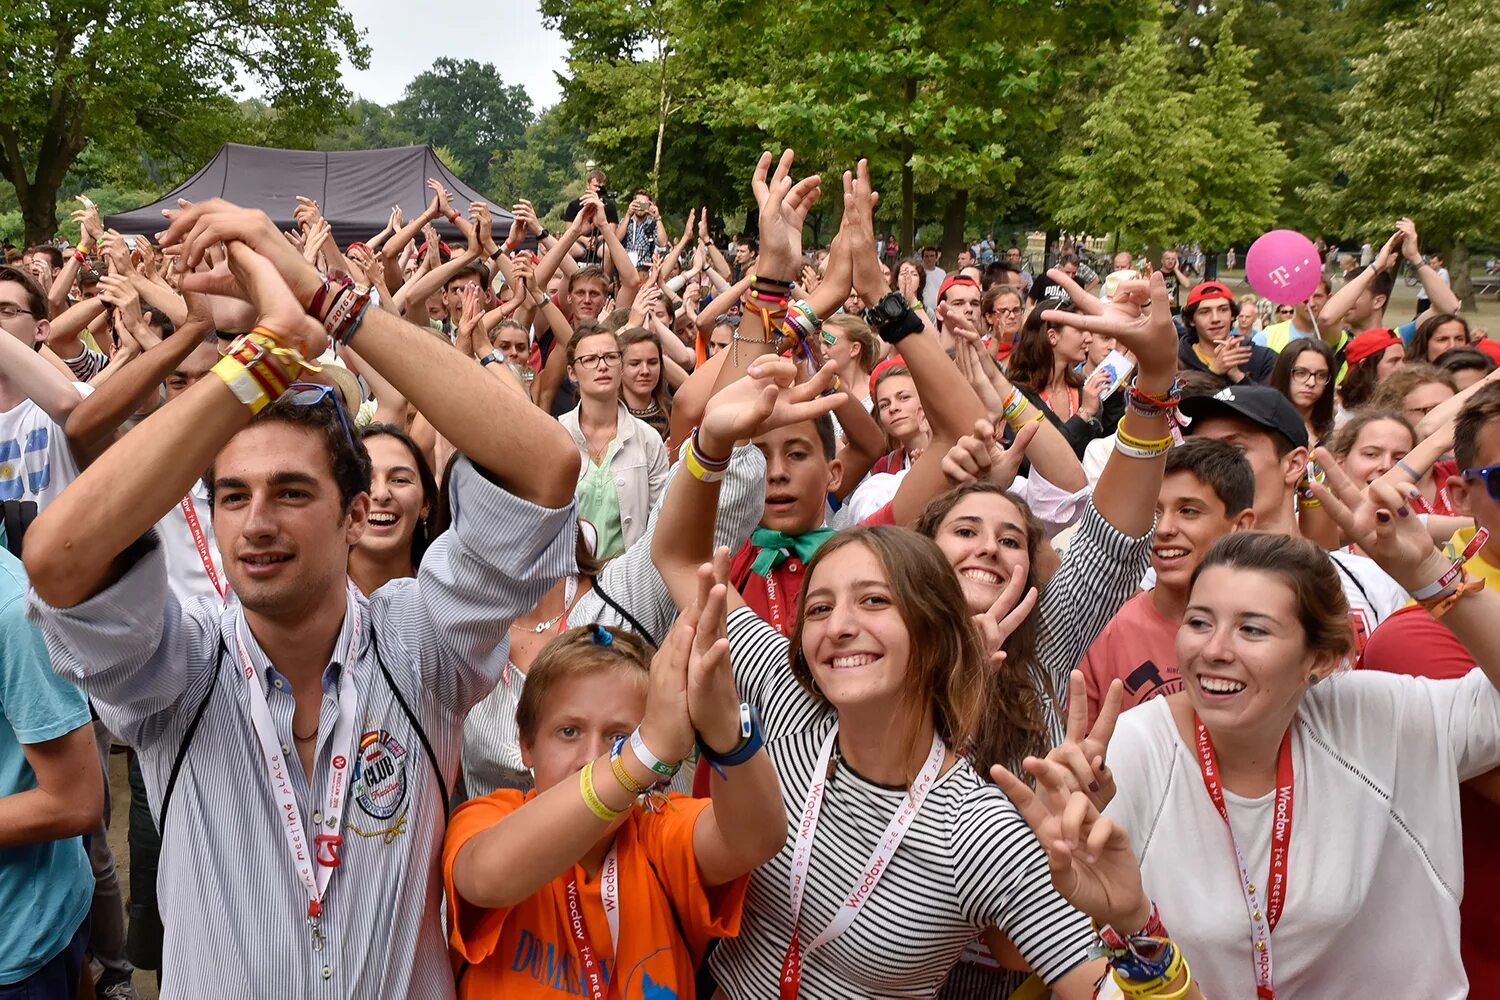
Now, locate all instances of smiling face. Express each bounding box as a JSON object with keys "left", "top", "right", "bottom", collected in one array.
[
  {"left": 756, "top": 421, "right": 841, "bottom": 534},
  {"left": 520, "top": 669, "right": 646, "bottom": 792},
  {"left": 211, "top": 422, "right": 368, "bottom": 619},
  {"left": 1153, "top": 472, "right": 1251, "bottom": 592},
  {"left": 875, "top": 374, "right": 924, "bottom": 444},
  {"left": 1191, "top": 299, "right": 1235, "bottom": 345},
  {"left": 357, "top": 434, "right": 428, "bottom": 566},
  {"left": 929, "top": 492, "right": 1032, "bottom": 615},
  {"left": 799, "top": 542, "right": 913, "bottom": 714},
  {"left": 1178, "top": 566, "right": 1330, "bottom": 735}
]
